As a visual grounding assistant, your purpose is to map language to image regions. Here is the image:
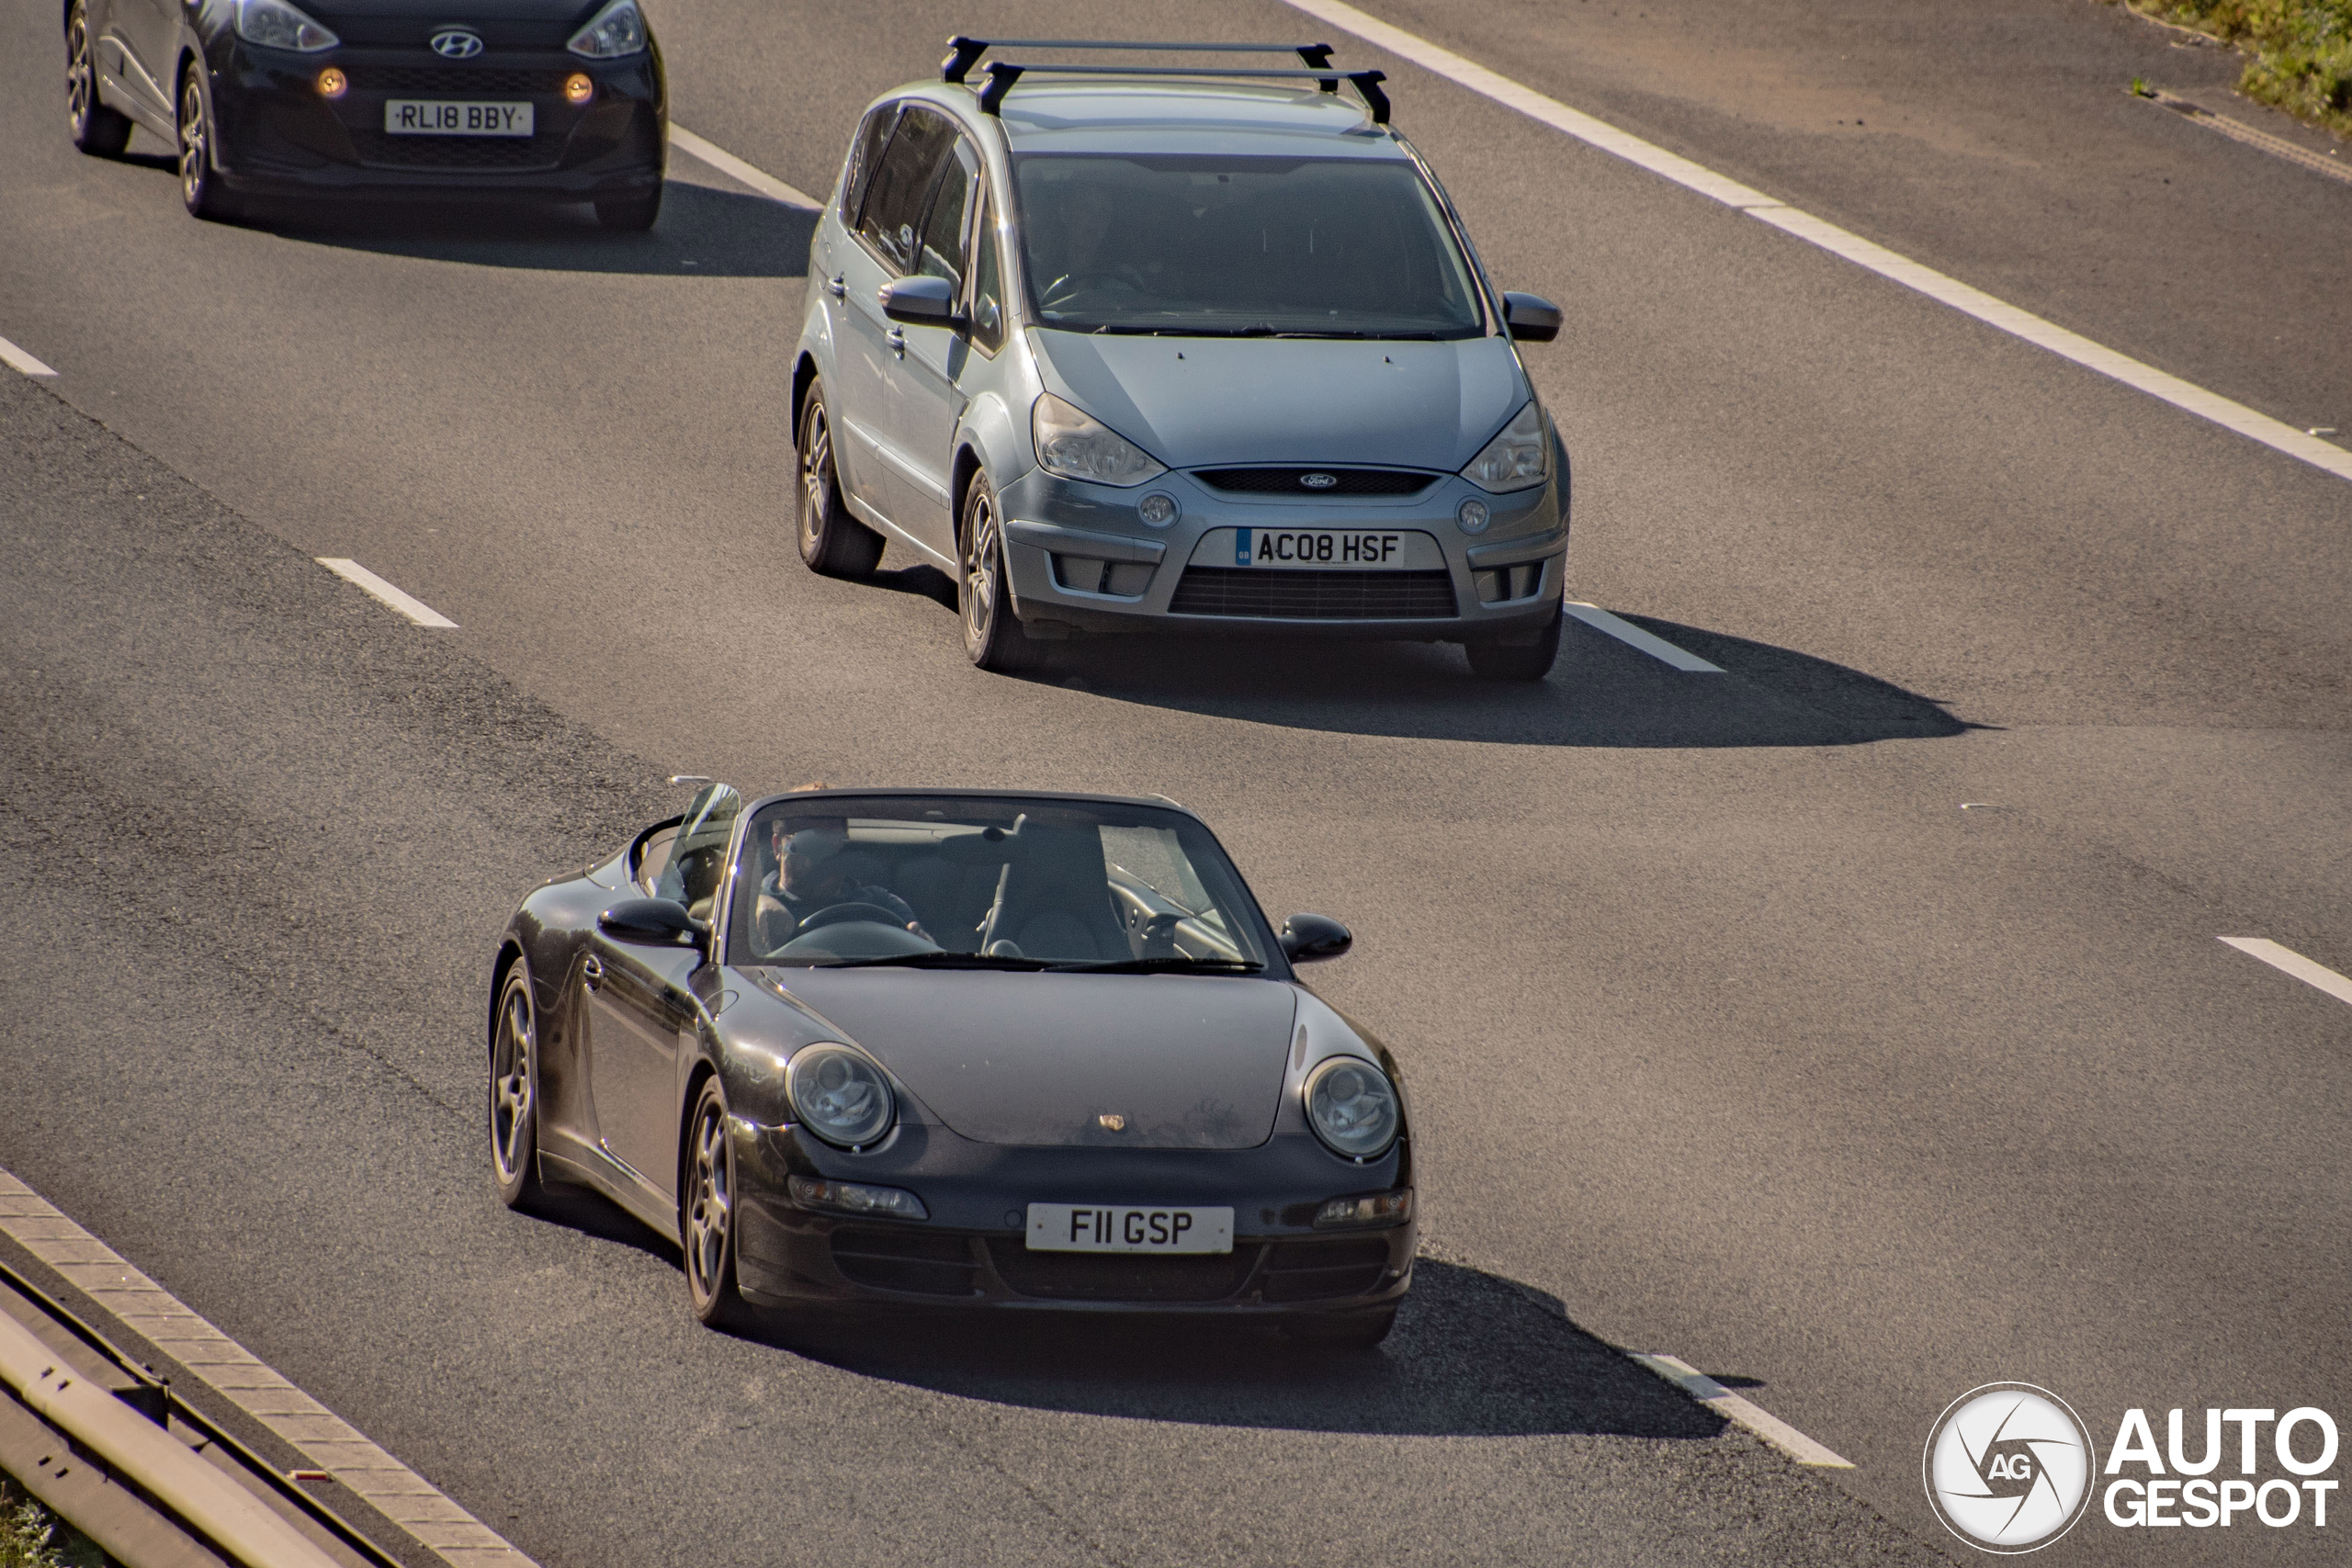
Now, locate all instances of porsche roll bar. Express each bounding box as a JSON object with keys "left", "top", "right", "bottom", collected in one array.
[{"left": 939, "top": 37, "right": 1390, "bottom": 123}]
